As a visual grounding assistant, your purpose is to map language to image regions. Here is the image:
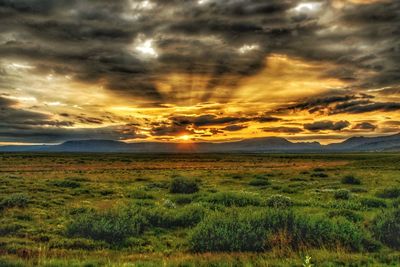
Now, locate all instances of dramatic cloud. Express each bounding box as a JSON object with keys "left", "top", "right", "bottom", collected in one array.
[
  {"left": 0, "top": 0, "right": 399, "bottom": 143},
  {"left": 353, "top": 122, "right": 377, "bottom": 131},
  {"left": 222, "top": 125, "right": 248, "bottom": 132},
  {"left": 261, "top": 126, "right": 303, "bottom": 134},
  {"left": 304, "top": 120, "right": 351, "bottom": 132}
]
